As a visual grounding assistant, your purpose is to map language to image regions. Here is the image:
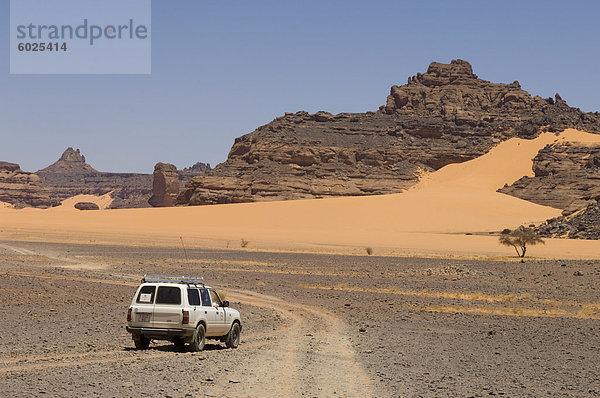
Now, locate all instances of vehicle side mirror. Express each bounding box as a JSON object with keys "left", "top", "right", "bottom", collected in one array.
[{"left": 221, "top": 300, "right": 229, "bottom": 308}]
